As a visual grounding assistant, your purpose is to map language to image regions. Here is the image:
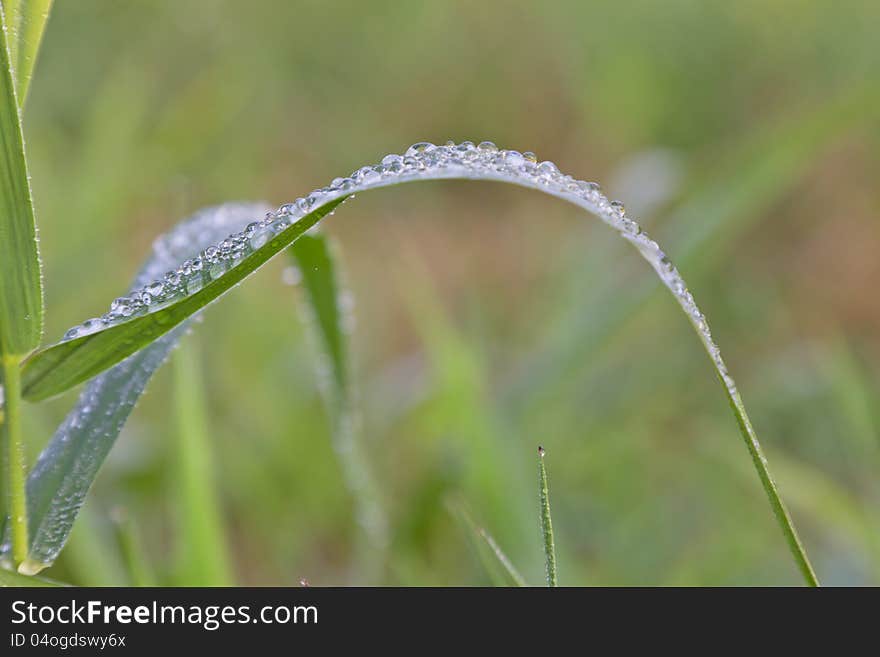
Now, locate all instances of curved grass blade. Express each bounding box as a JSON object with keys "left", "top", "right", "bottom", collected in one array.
[
  {"left": 0, "top": 3, "right": 43, "bottom": 356},
  {"left": 289, "top": 234, "right": 388, "bottom": 581},
  {"left": 22, "top": 140, "right": 817, "bottom": 582},
  {"left": 171, "top": 338, "right": 233, "bottom": 586},
  {"left": 1, "top": 203, "right": 268, "bottom": 572},
  {"left": 20, "top": 196, "right": 347, "bottom": 402},
  {"left": 507, "top": 86, "right": 880, "bottom": 413}
]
